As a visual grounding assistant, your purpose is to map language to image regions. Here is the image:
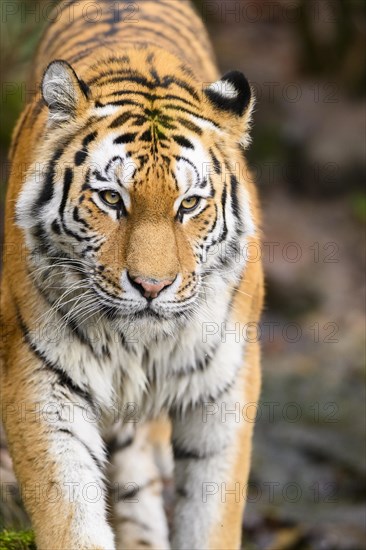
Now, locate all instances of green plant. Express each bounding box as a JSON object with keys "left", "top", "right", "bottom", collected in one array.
[{"left": 0, "top": 530, "right": 36, "bottom": 550}]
